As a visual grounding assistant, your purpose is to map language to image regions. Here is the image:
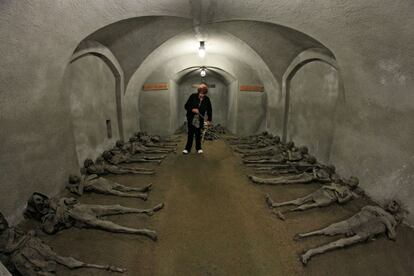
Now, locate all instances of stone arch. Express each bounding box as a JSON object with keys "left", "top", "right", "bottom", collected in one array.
[
  {"left": 281, "top": 48, "right": 343, "bottom": 143},
  {"left": 70, "top": 41, "right": 125, "bottom": 140}
]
